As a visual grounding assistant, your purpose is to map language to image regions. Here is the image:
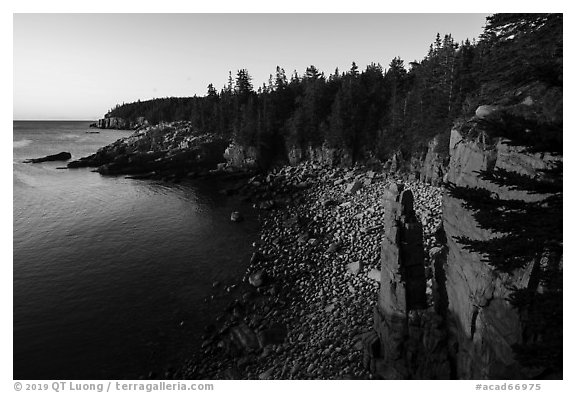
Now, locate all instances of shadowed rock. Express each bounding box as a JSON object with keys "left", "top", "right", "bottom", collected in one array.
[
  {"left": 24, "top": 152, "right": 71, "bottom": 163},
  {"left": 67, "top": 122, "right": 229, "bottom": 176},
  {"left": 366, "top": 182, "right": 450, "bottom": 379}
]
